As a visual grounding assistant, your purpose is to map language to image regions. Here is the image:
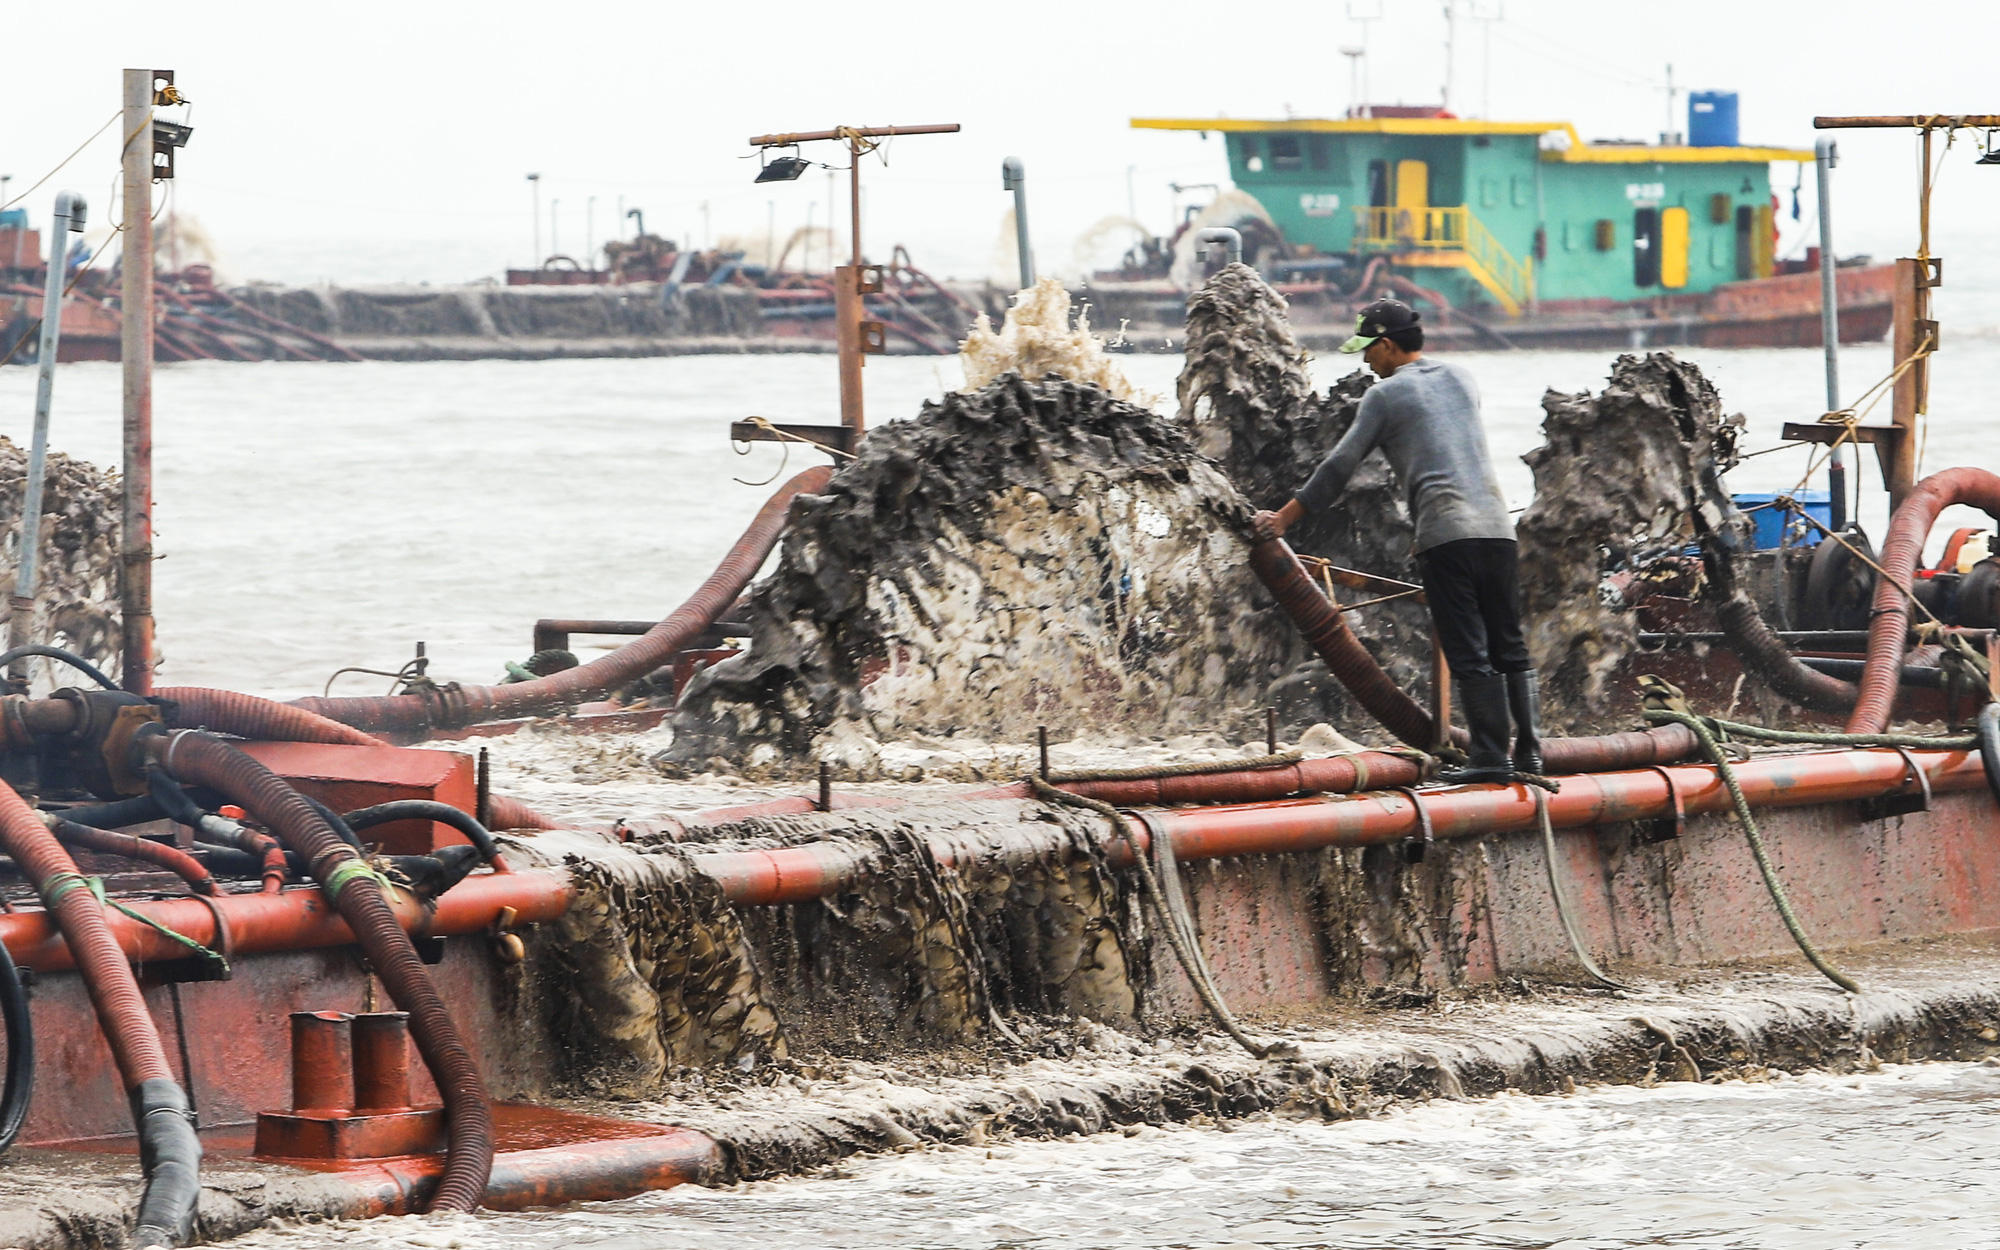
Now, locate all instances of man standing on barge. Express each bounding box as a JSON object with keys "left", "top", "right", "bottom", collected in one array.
[{"left": 1252, "top": 298, "right": 1542, "bottom": 783}]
